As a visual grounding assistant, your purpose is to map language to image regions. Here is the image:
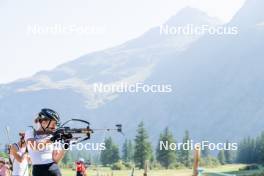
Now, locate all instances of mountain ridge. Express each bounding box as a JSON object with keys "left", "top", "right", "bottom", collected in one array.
[{"left": 1, "top": 1, "right": 263, "bottom": 146}]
